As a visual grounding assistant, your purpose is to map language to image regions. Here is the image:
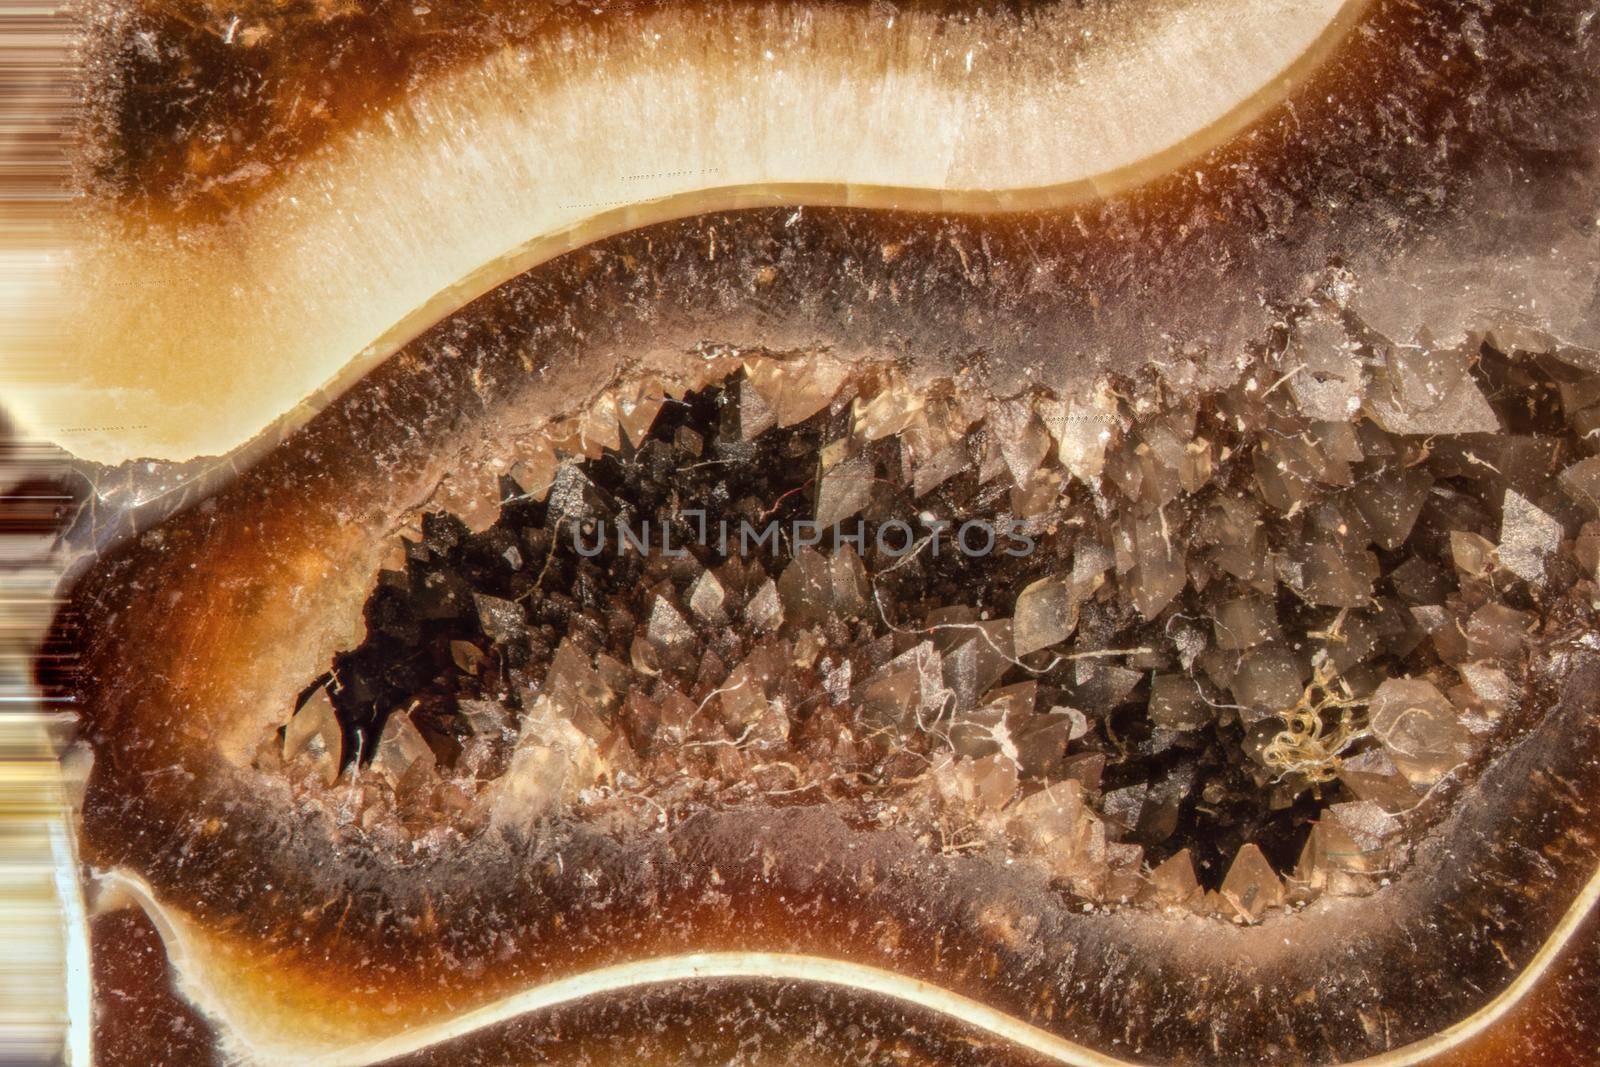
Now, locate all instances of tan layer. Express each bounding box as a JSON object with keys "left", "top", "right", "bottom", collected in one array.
[
  {"left": 42, "top": 0, "right": 1361, "bottom": 464},
  {"left": 62, "top": 215, "right": 1600, "bottom": 1061},
  {"left": 89, "top": 844, "right": 1600, "bottom": 1067}
]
